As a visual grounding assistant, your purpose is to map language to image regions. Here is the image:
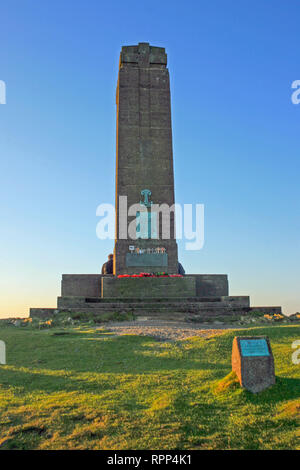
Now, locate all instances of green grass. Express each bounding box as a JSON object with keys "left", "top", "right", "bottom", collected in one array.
[{"left": 0, "top": 323, "right": 299, "bottom": 450}]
